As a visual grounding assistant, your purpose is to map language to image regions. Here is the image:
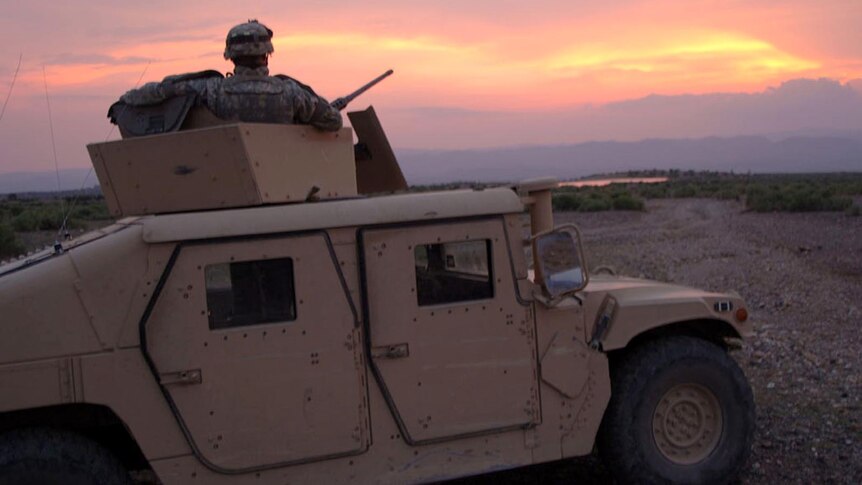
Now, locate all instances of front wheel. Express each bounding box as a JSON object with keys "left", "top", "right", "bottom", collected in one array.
[
  {"left": 0, "top": 428, "right": 132, "bottom": 485},
  {"left": 598, "top": 336, "right": 754, "bottom": 484}
]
